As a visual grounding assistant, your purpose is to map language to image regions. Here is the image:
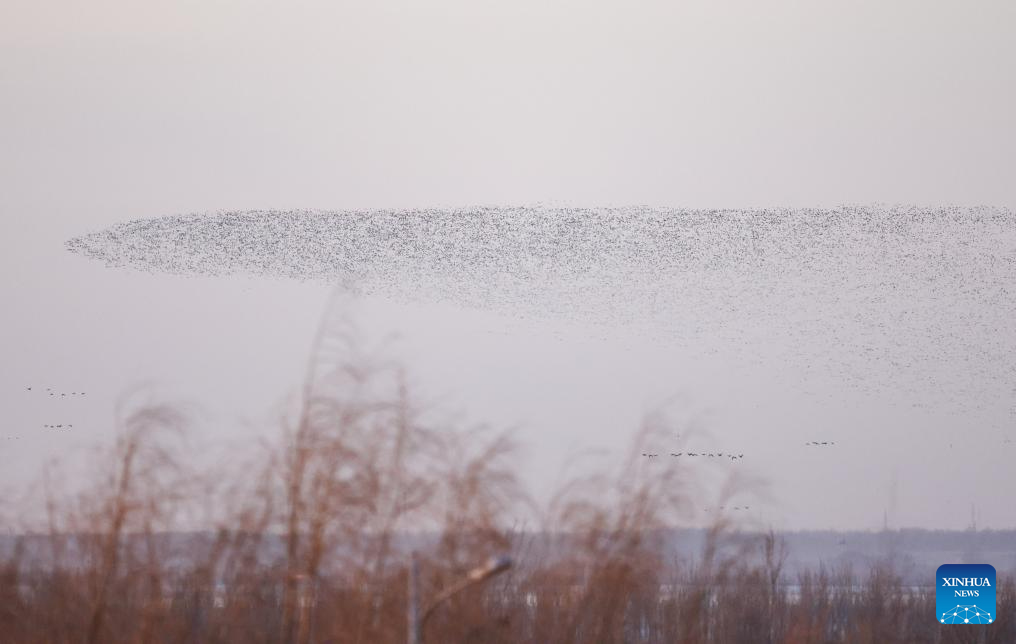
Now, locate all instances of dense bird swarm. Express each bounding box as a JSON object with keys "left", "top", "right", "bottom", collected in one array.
[{"left": 66, "top": 205, "right": 1016, "bottom": 419}]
